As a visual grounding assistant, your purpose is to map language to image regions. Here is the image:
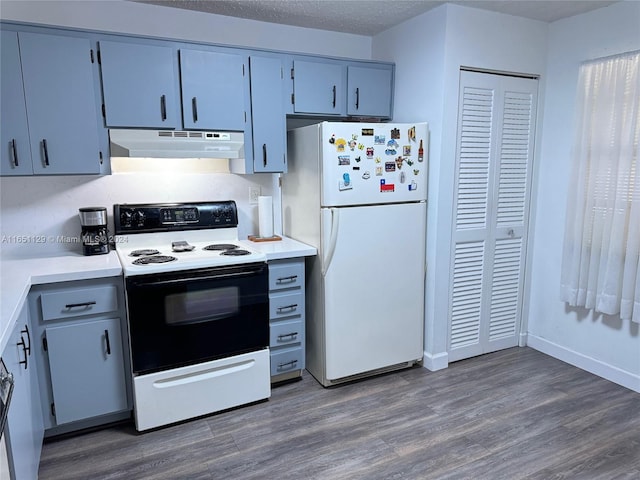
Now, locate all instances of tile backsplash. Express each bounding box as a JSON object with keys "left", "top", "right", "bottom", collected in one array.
[{"left": 0, "top": 172, "right": 278, "bottom": 258}]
